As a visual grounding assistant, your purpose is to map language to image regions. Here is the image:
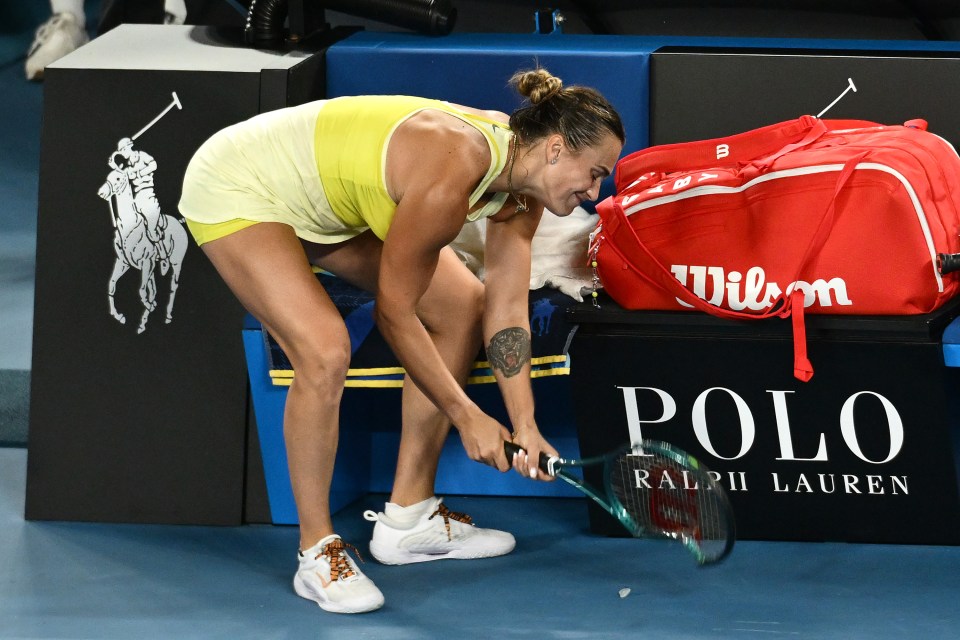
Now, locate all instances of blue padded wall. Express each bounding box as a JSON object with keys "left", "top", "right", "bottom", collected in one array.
[
  {"left": 326, "top": 32, "right": 659, "bottom": 204},
  {"left": 325, "top": 32, "right": 960, "bottom": 201}
]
